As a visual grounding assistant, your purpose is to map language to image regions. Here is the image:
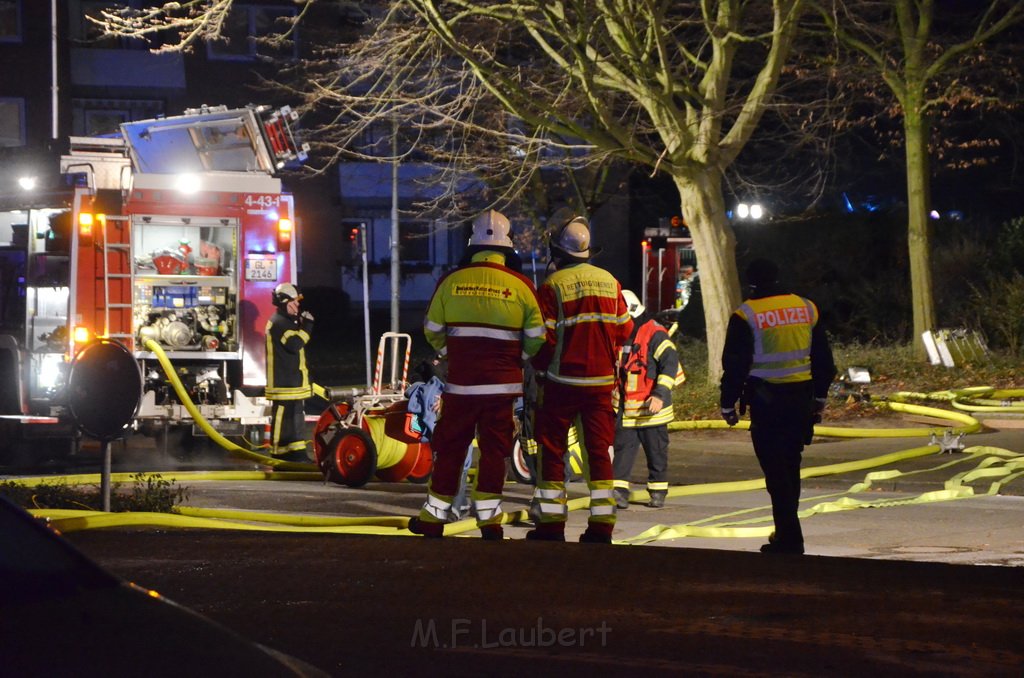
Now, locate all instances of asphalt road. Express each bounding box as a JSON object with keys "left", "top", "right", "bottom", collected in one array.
[{"left": 23, "top": 415, "right": 1024, "bottom": 676}]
